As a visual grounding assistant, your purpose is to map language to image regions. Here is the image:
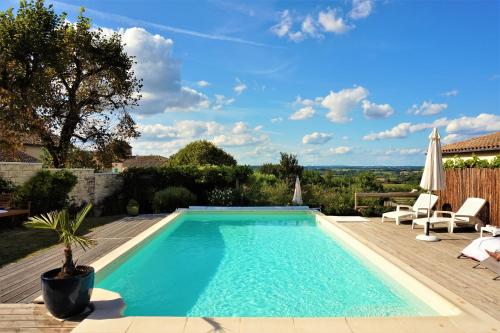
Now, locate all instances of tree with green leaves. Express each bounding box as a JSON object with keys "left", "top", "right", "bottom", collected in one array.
[
  {"left": 167, "top": 140, "right": 237, "bottom": 167},
  {"left": 278, "top": 152, "right": 303, "bottom": 185},
  {"left": 0, "top": 0, "right": 141, "bottom": 167}
]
